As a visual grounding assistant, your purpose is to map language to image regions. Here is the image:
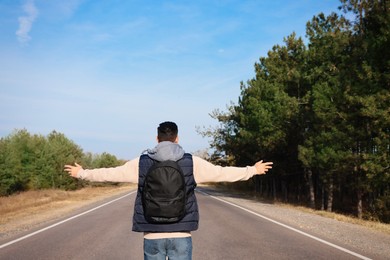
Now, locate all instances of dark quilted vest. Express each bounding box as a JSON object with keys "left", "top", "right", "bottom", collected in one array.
[{"left": 132, "top": 153, "right": 199, "bottom": 232}]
